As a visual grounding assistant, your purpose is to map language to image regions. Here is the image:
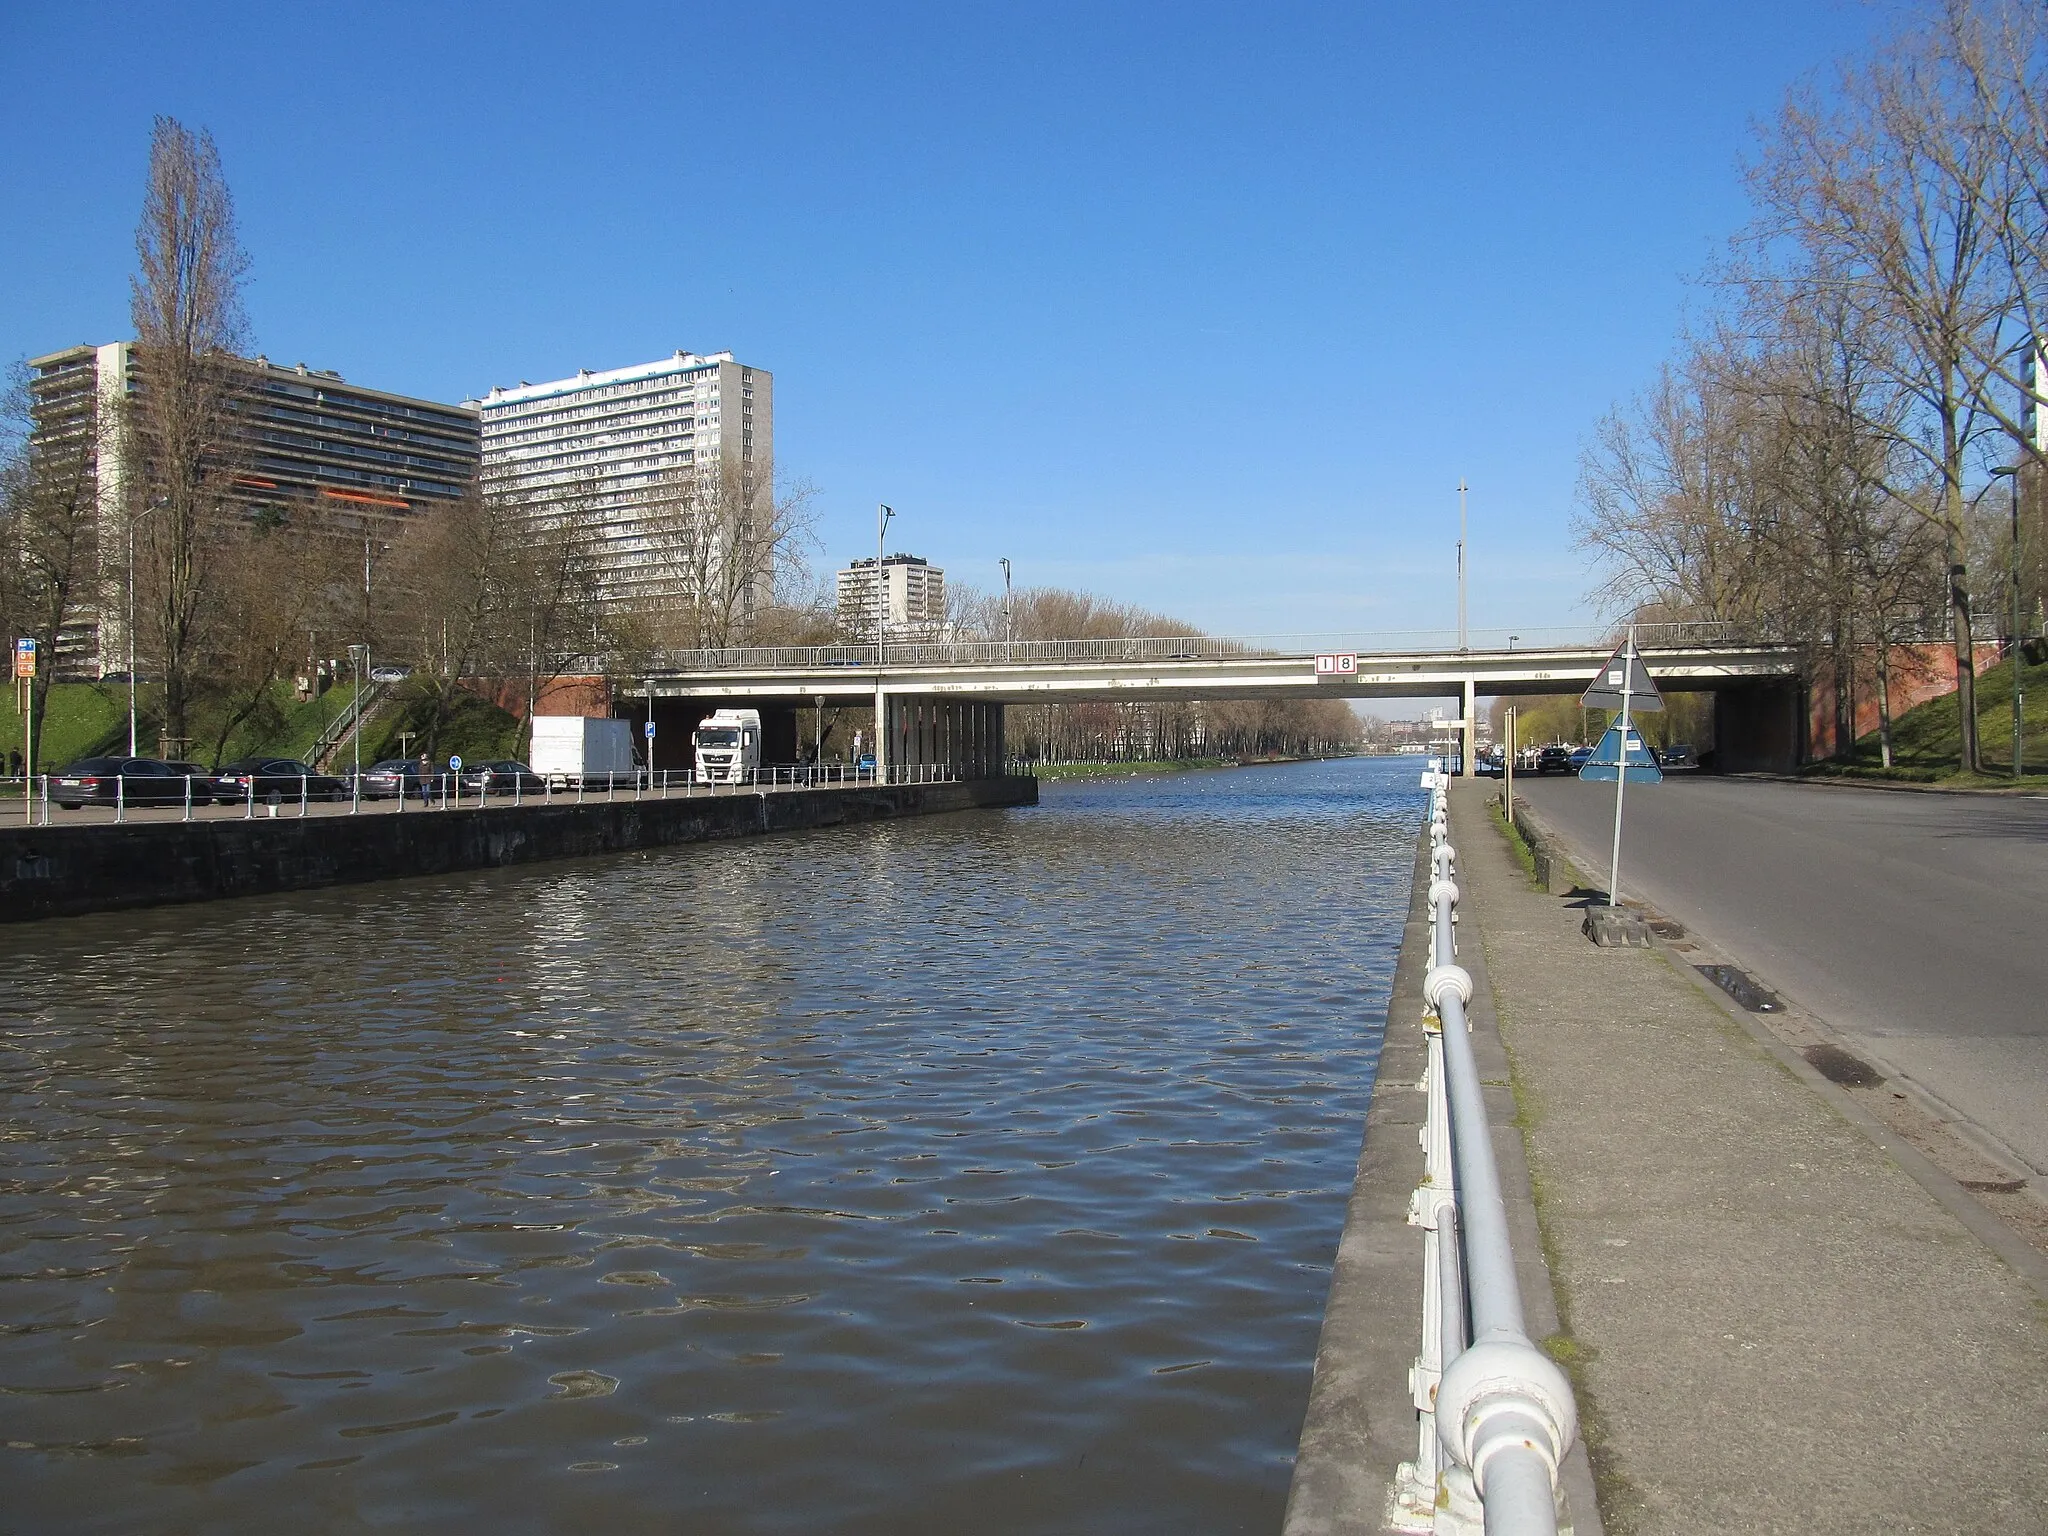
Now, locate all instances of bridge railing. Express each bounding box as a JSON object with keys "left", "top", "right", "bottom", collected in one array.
[
  {"left": 649, "top": 620, "right": 1750, "bottom": 673},
  {"left": 1393, "top": 773, "right": 1578, "bottom": 1534}
]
